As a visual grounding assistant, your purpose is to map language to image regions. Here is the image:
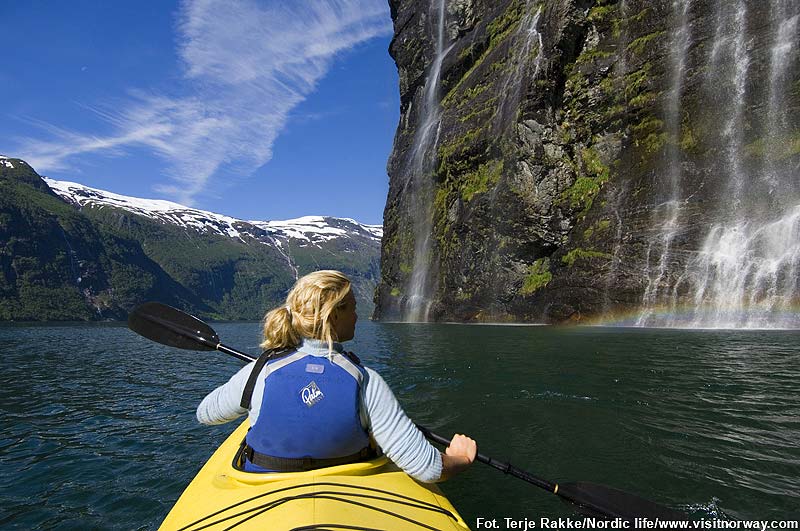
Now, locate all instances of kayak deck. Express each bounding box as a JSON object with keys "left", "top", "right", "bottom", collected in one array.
[{"left": 159, "top": 421, "right": 471, "bottom": 530}]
